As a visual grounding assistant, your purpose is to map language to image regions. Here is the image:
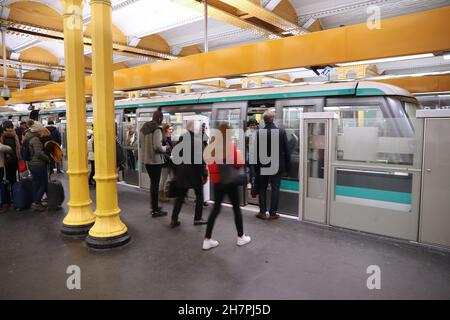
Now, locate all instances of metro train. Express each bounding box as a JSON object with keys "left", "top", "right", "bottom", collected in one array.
[{"left": 1, "top": 81, "right": 424, "bottom": 241}]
